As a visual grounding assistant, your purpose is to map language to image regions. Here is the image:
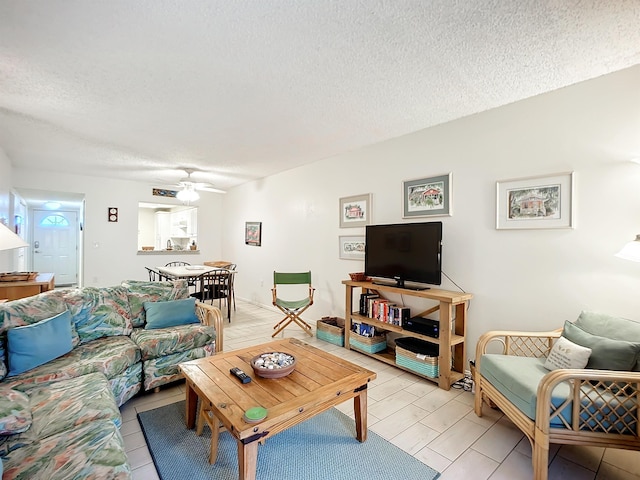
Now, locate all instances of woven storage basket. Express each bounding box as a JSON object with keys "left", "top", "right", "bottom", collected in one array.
[
  {"left": 349, "top": 331, "right": 387, "bottom": 354},
  {"left": 316, "top": 317, "right": 345, "bottom": 347},
  {"left": 395, "top": 337, "right": 439, "bottom": 378},
  {"left": 395, "top": 345, "right": 439, "bottom": 378}
]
